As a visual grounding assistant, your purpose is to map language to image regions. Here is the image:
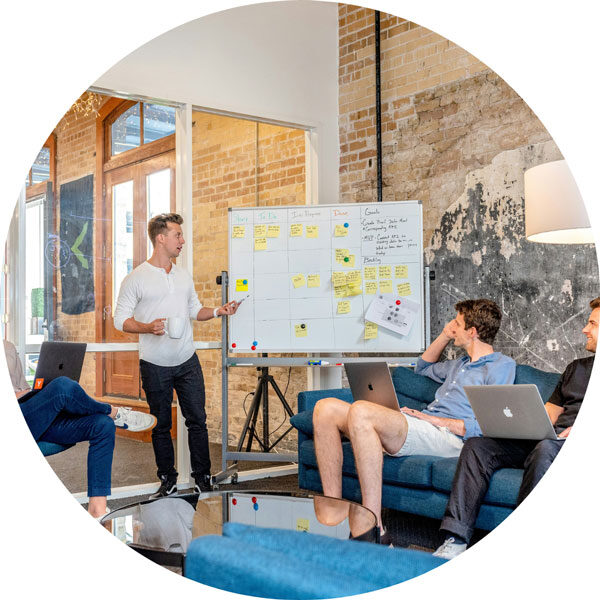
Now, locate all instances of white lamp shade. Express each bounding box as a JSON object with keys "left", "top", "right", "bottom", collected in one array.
[{"left": 524, "top": 159, "right": 593, "bottom": 244}]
